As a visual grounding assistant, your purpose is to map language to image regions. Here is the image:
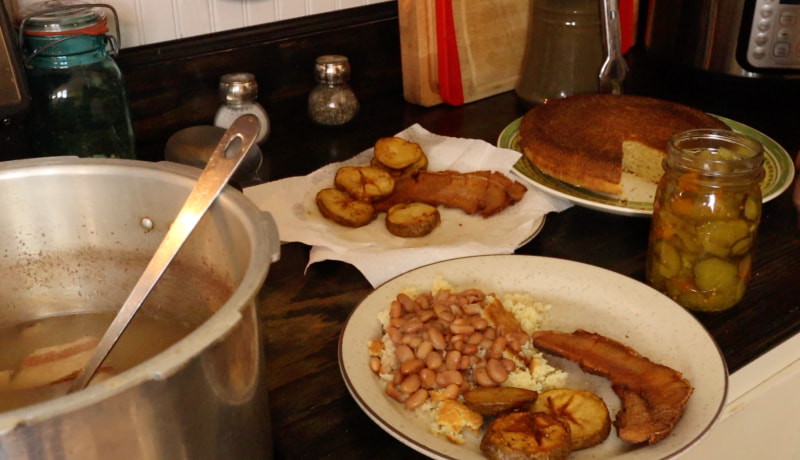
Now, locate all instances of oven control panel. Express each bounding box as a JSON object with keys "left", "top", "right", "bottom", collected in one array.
[{"left": 746, "top": 0, "right": 800, "bottom": 69}]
